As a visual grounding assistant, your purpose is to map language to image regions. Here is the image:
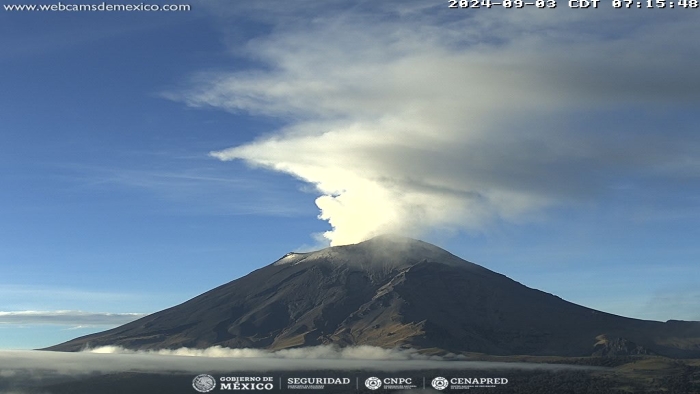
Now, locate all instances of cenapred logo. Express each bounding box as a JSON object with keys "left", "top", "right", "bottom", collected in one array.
[
  {"left": 431, "top": 376, "right": 509, "bottom": 390},
  {"left": 192, "top": 374, "right": 217, "bottom": 393},
  {"left": 365, "top": 376, "right": 382, "bottom": 390},
  {"left": 431, "top": 376, "right": 449, "bottom": 391}
]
